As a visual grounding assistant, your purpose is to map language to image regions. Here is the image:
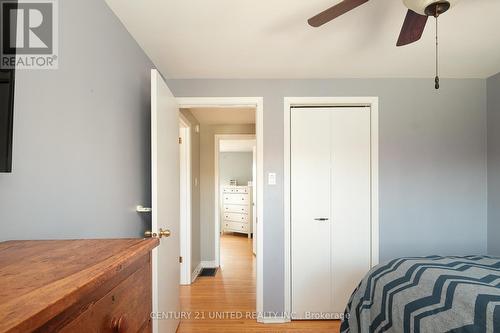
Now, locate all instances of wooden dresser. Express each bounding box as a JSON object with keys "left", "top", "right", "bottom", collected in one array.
[
  {"left": 0, "top": 238, "right": 159, "bottom": 333},
  {"left": 221, "top": 185, "right": 253, "bottom": 238}
]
